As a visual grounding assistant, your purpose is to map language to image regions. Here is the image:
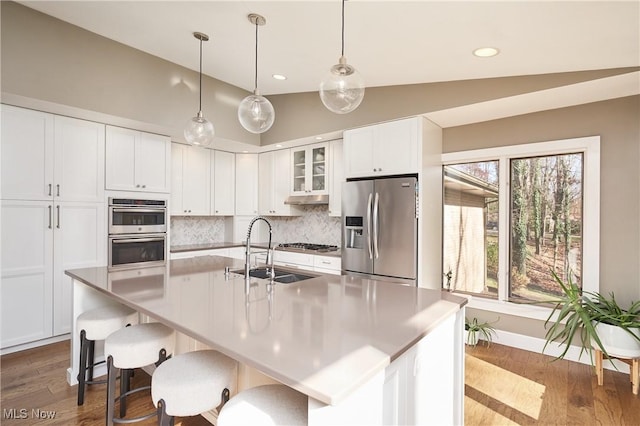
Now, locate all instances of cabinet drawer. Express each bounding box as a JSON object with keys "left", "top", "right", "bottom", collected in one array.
[
  {"left": 313, "top": 255, "right": 341, "bottom": 271},
  {"left": 274, "top": 251, "right": 314, "bottom": 269},
  {"left": 170, "top": 248, "right": 229, "bottom": 260}
]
